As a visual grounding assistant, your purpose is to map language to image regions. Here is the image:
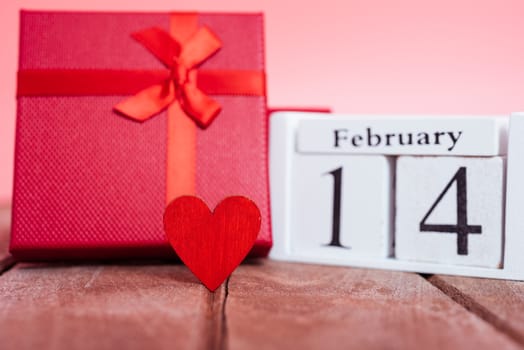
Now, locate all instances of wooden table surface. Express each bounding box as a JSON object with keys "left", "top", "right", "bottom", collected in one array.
[{"left": 1, "top": 204, "right": 524, "bottom": 350}]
